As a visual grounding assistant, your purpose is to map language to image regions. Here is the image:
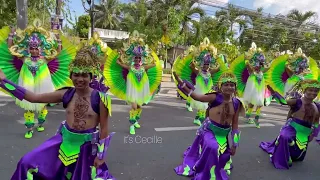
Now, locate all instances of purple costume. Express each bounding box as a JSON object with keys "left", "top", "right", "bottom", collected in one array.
[
  {"left": 90, "top": 75, "right": 109, "bottom": 93},
  {"left": 174, "top": 92, "right": 242, "bottom": 180},
  {"left": 260, "top": 99, "right": 320, "bottom": 169},
  {"left": 10, "top": 88, "right": 115, "bottom": 179}
]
